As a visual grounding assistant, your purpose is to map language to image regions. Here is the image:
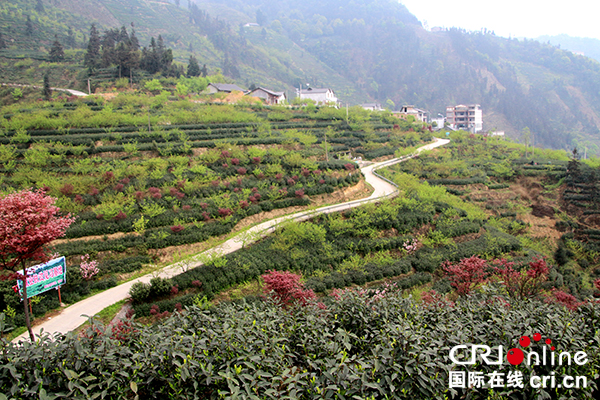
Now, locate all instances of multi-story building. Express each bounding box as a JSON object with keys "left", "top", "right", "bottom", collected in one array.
[{"left": 446, "top": 104, "right": 483, "bottom": 132}]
